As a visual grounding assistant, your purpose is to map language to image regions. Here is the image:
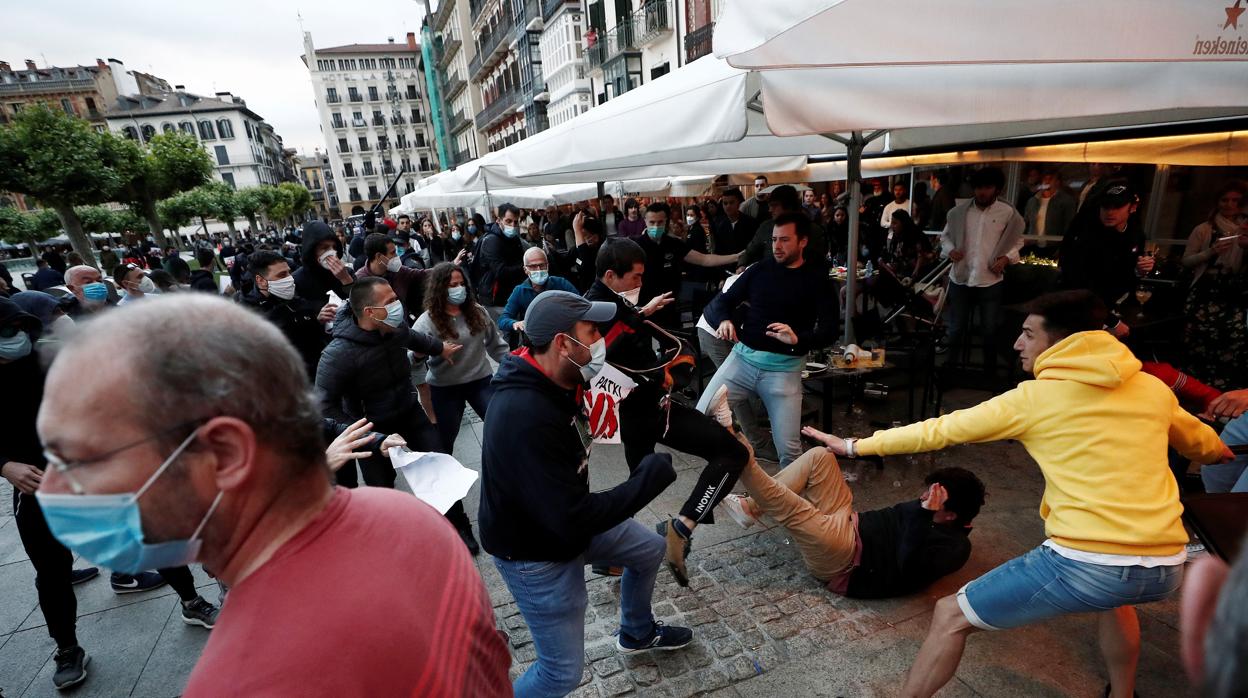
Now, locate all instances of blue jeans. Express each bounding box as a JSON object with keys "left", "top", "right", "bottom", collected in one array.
[
  {"left": 696, "top": 348, "right": 803, "bottom": 465},
  {"left": 1202, "top": 412, "right": 1248, "bottom": 493},
  {"left": 958, "top": 544, "right": 1183, "bottom": 631},
  {"left": 944, "top": 281, "right": 1005, "bottom": 370},
  {"left": 494, "top": 519, "right": 664, "bottom": 697}
]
